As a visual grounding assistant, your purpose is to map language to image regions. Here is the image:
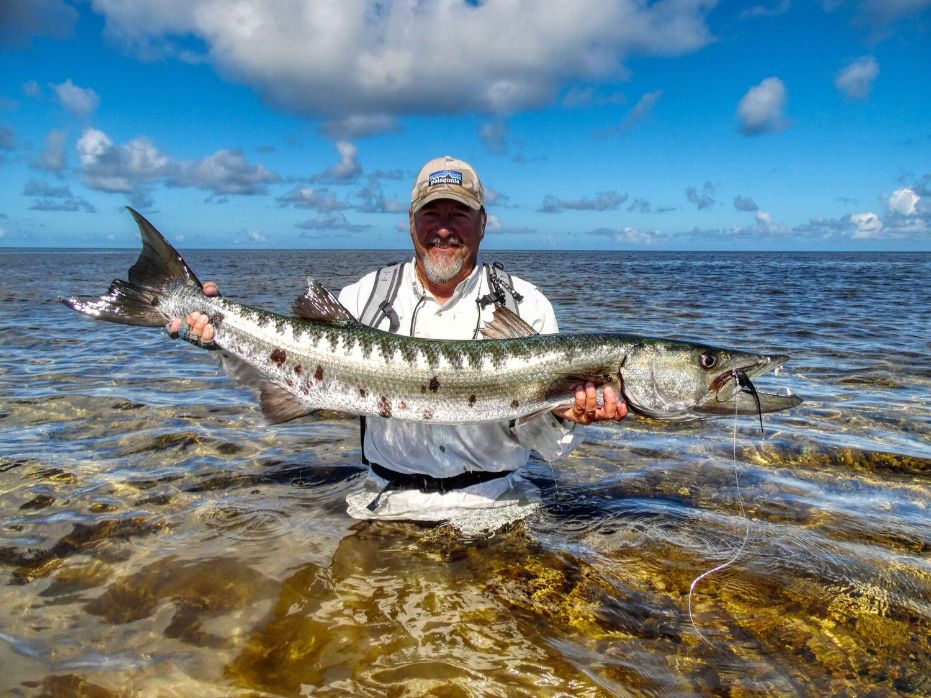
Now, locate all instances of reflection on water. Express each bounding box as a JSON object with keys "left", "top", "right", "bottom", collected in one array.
[{"left": 1, "top": 247, "right": 929, "bottom": 695}]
